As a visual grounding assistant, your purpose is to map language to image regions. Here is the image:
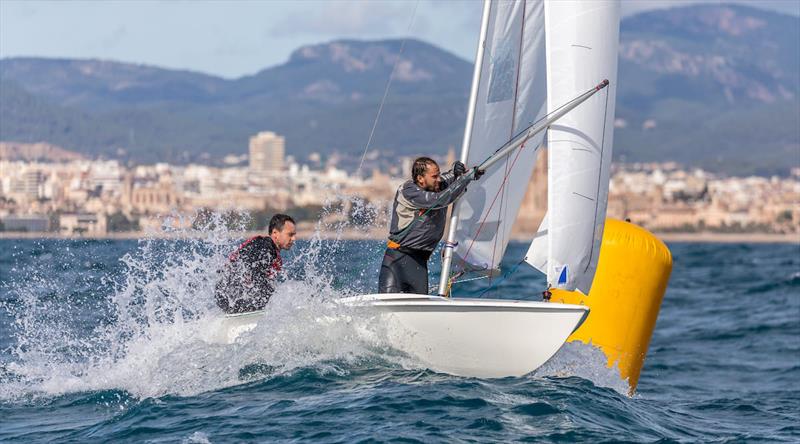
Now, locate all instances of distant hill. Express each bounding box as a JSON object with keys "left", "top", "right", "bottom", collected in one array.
[
  {"left": 0, "top": 39, "right": 472, "bottom": 164},
  {"left": 0, "top": 141, "right": 85, "bottom": 162},
  {"left": 0, "top": 4, "right": 798, "bottom": 175},
  {"left": 614, "top": 4, "right": 800, "bottom": 174}
]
